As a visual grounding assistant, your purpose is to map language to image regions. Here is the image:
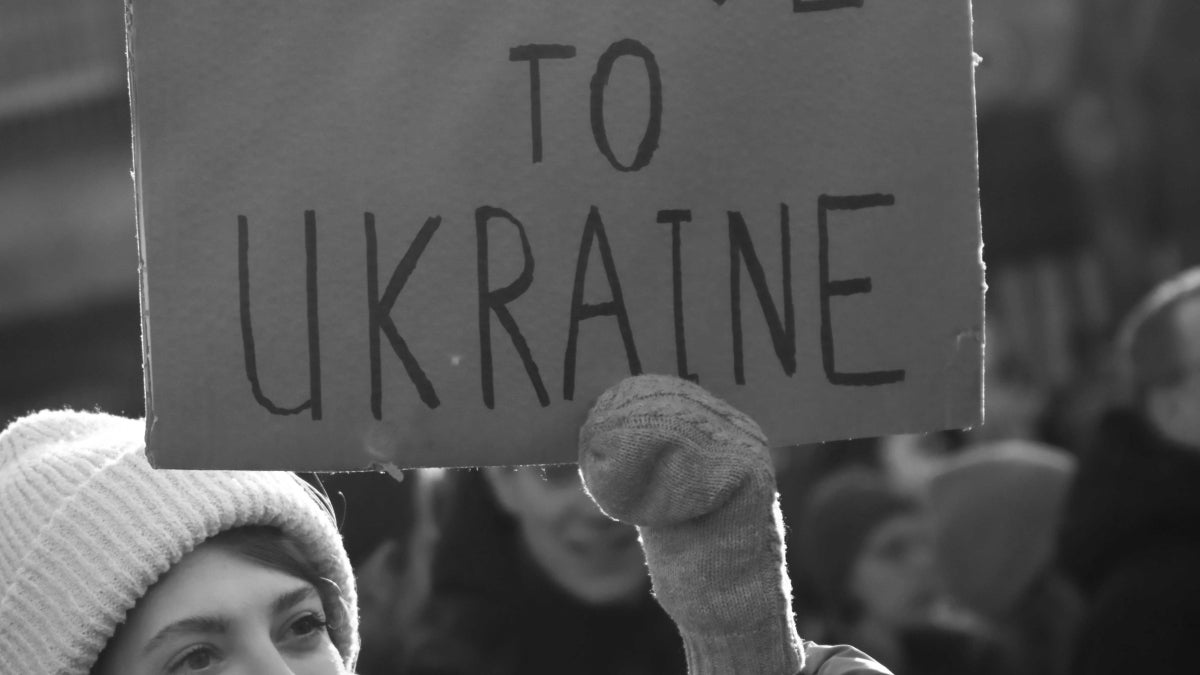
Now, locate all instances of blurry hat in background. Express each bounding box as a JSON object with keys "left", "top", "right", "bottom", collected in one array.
[{"left": 929, "top": 440, "right": 1076, "bottom": 619}]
